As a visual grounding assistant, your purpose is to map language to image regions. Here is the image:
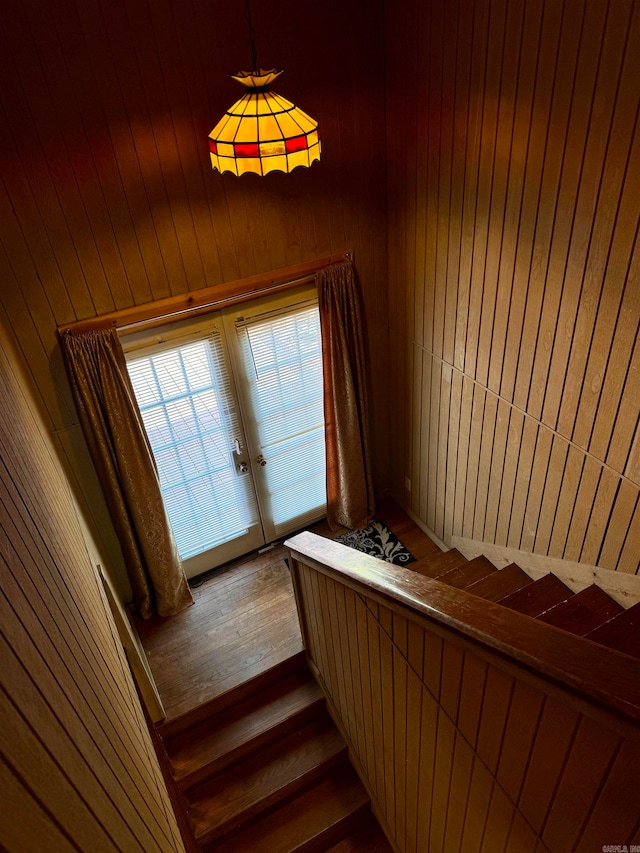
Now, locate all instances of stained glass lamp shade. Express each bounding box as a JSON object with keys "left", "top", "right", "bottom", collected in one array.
[{"left": 208, "top": 69, "right": 321, "bottom": 176}]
